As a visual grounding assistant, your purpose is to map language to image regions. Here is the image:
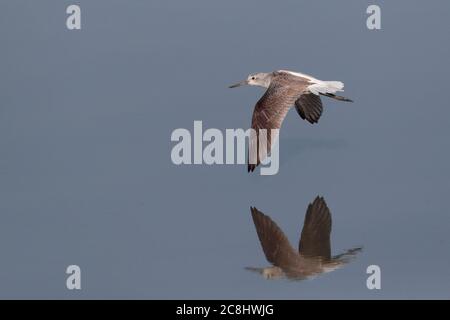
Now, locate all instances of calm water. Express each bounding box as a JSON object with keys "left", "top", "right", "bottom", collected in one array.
[{"left": 0, "top": 0, "right": 449, "bottom": 299}]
